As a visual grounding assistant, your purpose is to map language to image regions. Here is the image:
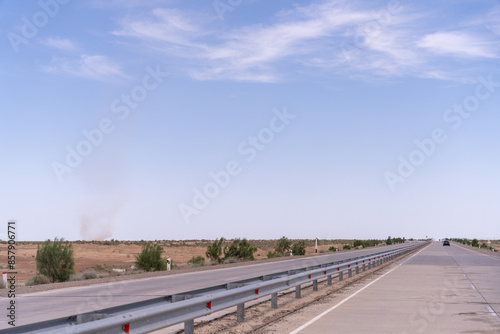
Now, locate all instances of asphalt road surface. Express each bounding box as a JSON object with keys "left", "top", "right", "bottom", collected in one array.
[
  {"left": 290, "top": 241, "right": 500, "bottom": 334},
  {"left": 0, "top": 242, "right": 421, "bottom": 329}
]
